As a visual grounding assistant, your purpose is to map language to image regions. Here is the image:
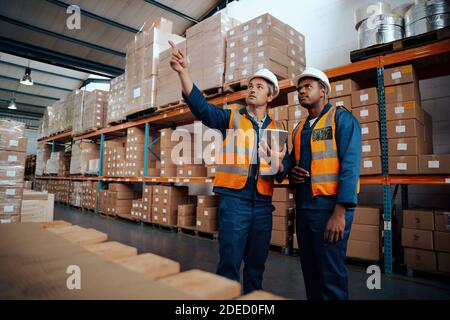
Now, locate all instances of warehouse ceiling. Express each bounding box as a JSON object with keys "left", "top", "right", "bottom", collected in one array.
[{"left": 0, "top": 0, "right": 233, "bottom": 120}]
